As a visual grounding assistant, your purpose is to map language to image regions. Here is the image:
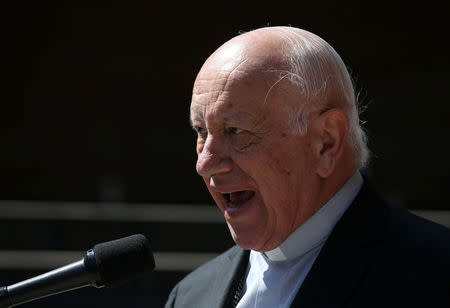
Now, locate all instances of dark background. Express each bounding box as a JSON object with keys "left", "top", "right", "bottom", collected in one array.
[{"left": 1, "top": 1, "right": 449, "bottom": 307}]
